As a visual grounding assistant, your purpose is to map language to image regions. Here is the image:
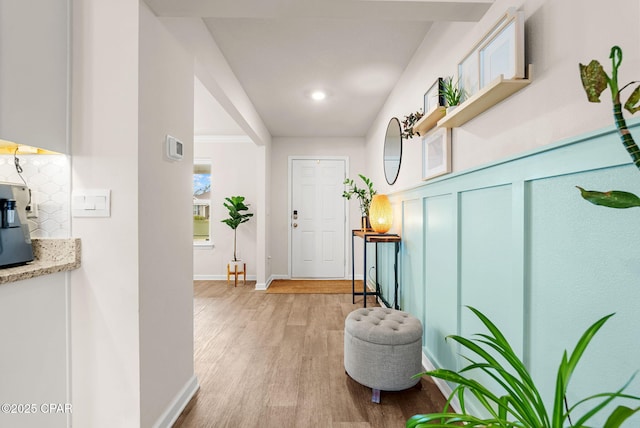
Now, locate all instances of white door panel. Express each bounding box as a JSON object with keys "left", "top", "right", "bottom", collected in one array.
[{"left": 291, "top": 159, "right": 345, "bottom": 278}]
